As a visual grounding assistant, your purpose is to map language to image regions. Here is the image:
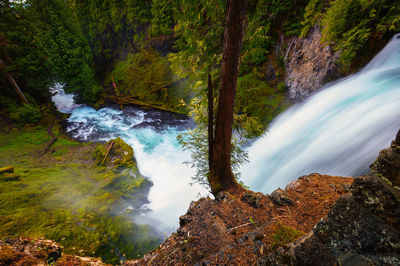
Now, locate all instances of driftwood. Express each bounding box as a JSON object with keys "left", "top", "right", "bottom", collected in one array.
[
  {"left": 101, "top": 141, "right": 114, "bottom": 165},
  {"left": 0, "top": 58, "right": 30, "bottom": 105}
]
